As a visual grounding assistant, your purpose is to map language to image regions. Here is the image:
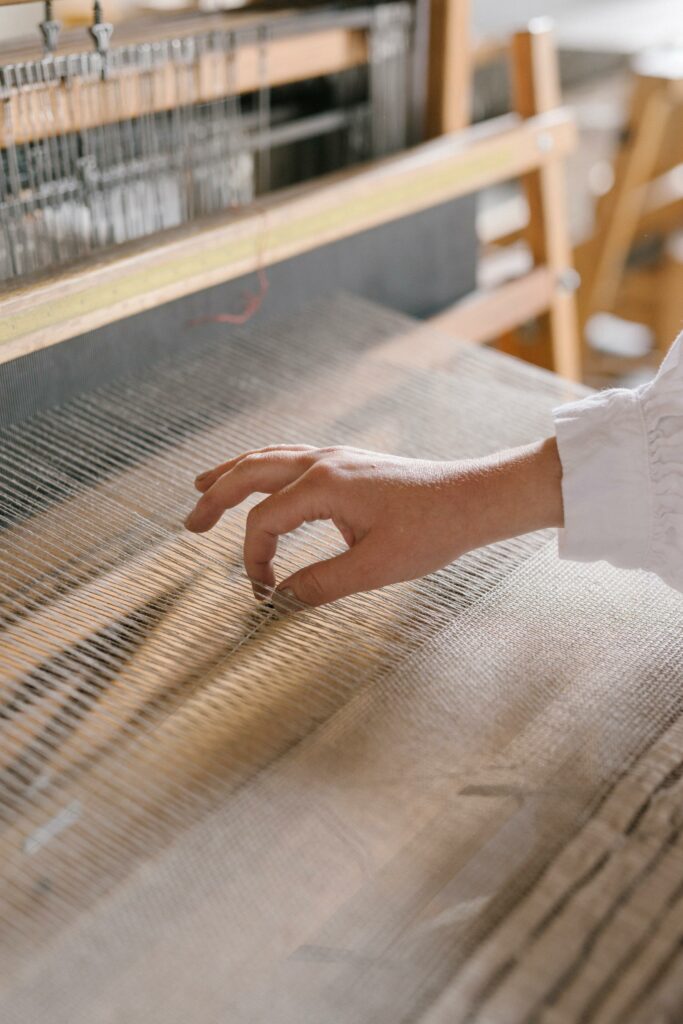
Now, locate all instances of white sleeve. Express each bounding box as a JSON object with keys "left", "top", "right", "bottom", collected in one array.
[{"left": 553, "top": 330, "right": 683, "bottom": 592}]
